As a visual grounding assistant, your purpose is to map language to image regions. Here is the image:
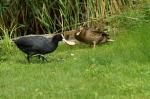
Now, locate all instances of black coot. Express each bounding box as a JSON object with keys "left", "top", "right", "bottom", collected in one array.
[{"left": 13, "top": 34, "right": 64, "bottom": 62}]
